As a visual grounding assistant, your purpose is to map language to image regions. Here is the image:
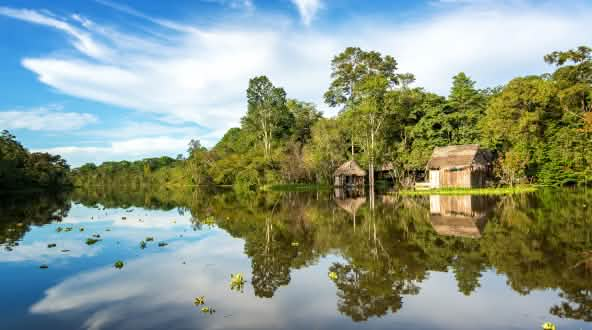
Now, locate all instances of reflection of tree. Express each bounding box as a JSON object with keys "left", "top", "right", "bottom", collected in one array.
[
  {"left": 68, "top": 186, "right": 592, "bottom": 323},
  {"left": 0, "top": 192, "right": 70, "bottom": 247},
  {"left": 329, "top": 263, "right": 419, "bottom": 321}
]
